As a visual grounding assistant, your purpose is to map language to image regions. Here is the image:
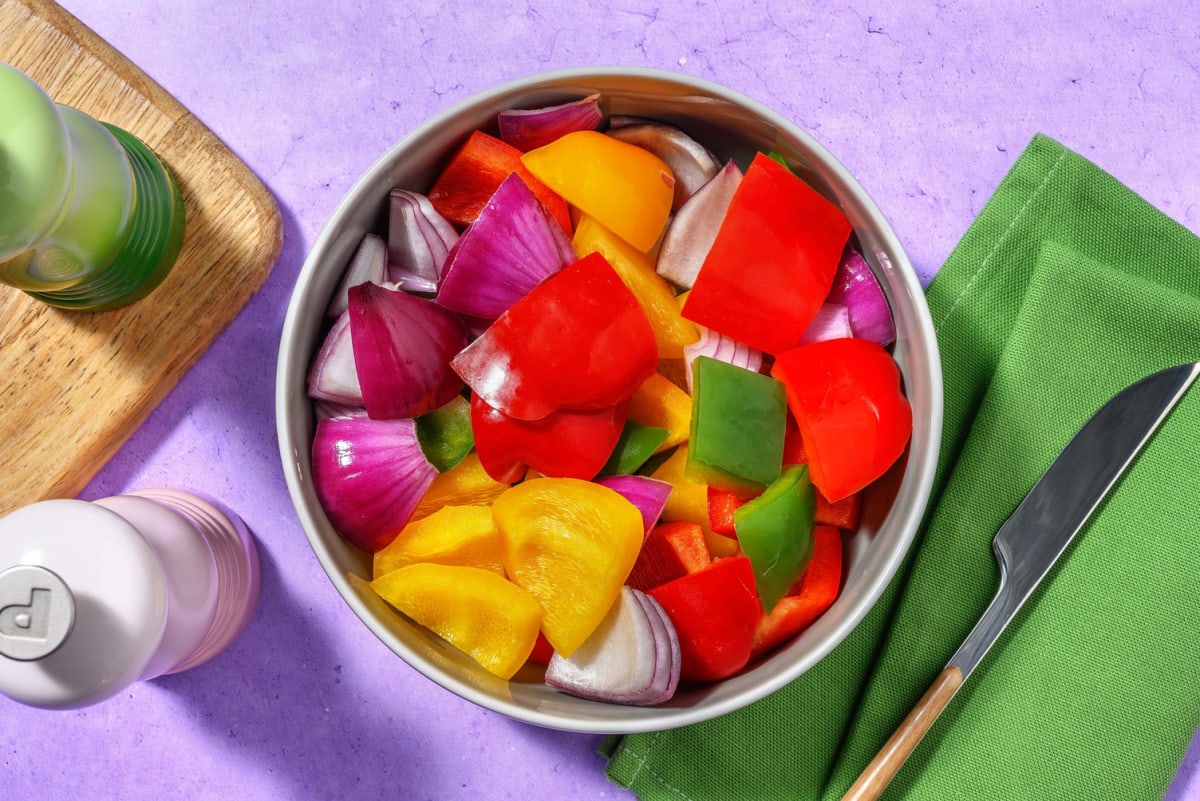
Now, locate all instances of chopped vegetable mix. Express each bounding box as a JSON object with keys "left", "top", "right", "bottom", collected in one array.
[{"left": 305, "top": 94, "right": 915, "bottom": 706}]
